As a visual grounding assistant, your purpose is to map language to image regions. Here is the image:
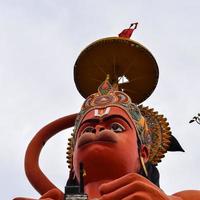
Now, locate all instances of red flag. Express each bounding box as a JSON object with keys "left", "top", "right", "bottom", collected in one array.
[
  {"left": 118, "top": 22, "right": 138, "bottom": 38},
  {"left": 118, "top": 29, "right": 134, "bottom": 38}
]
